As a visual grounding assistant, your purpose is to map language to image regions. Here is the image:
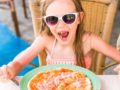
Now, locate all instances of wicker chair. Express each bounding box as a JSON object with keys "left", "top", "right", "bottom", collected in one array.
[{"left": 29, "top": 0, "right": 118, "bottom": 74}]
